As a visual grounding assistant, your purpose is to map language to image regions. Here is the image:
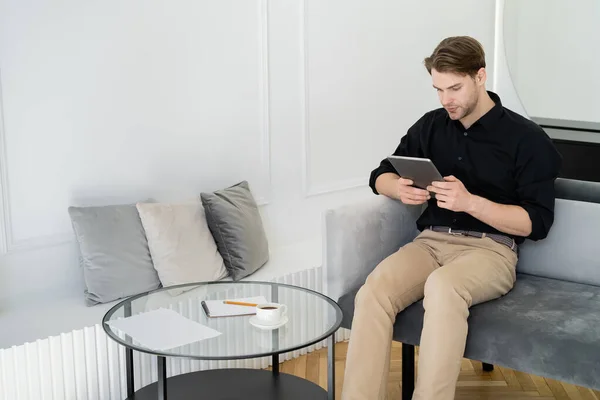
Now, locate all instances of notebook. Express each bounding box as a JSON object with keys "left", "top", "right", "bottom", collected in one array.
[
  {"left": 105, "top": 308, "right": 222, "bottom": 350},
  {"left": 201, "top": 296, "right": 267, "bottom": 318}
]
